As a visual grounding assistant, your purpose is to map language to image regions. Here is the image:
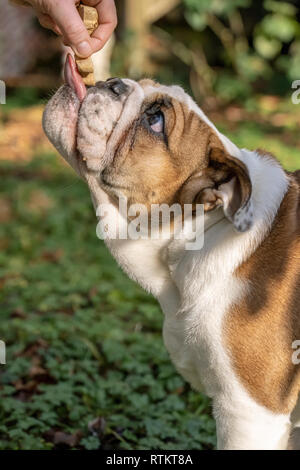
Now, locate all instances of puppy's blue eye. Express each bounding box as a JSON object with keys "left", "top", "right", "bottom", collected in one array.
[{"left": 148, "top": 111, "right": 164, "bottom": 134}]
